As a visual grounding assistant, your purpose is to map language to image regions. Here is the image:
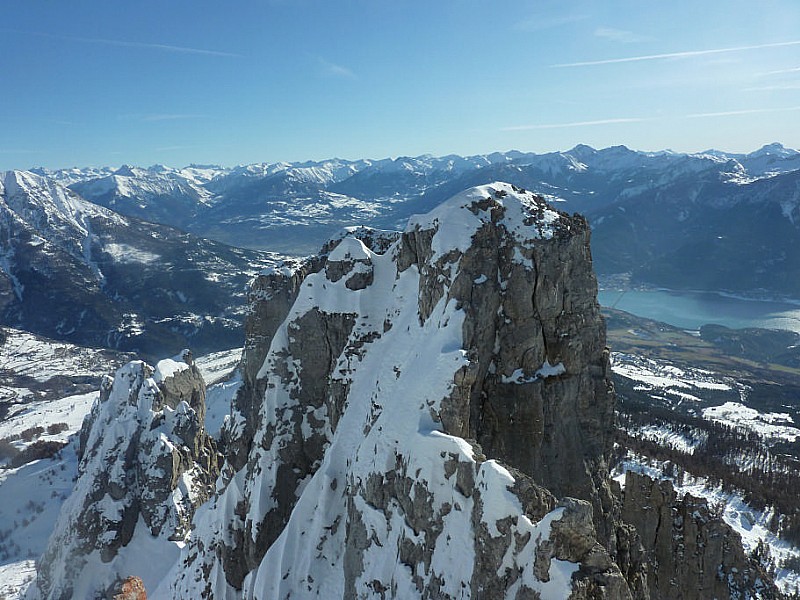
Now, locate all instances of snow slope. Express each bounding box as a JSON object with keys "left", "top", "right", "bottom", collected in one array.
[{"left": 0, "top": 326, "right": 131, "bottom": 407}]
